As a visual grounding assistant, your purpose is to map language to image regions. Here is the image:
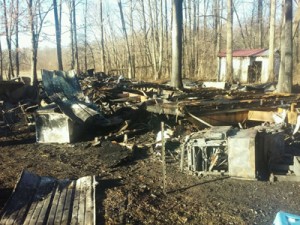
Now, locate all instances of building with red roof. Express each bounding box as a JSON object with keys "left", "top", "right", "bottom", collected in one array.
[{"left": 218, "top": 49, "right": 280, "bottom": 83}]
